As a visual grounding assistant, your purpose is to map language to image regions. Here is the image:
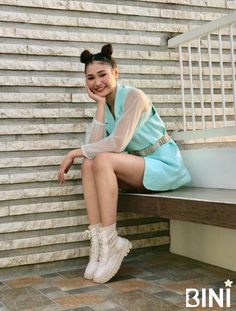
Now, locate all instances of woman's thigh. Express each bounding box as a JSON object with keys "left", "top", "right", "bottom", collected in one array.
[{"left": 94, "top": 152, "right": 145, "bottom": 190}]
